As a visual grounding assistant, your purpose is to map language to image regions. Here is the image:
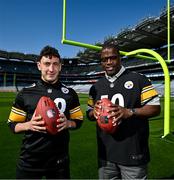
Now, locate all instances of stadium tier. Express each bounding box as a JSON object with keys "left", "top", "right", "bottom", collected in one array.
[{"left": 0, "top": 47, "right": 173, "bottom": 89}]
